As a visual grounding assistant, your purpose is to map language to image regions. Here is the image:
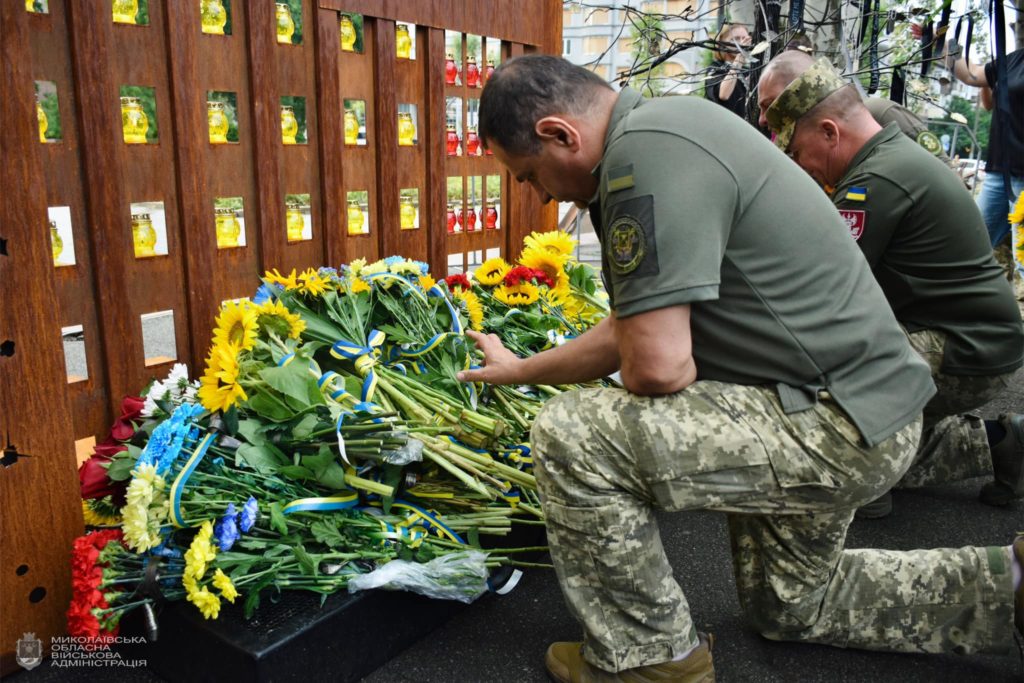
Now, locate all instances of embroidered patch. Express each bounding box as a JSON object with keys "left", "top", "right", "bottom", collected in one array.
[
  {"left": 839, "top": 209, "right": 867, "bottom": 241},
  {"left": 606, "top": 164, "right": 635, "bottom": 193},
  {"left": 607, "top": 216, "right": 646, "bottom": 274},
  {"left": 844, "top": 186, "right": 867, "bottom": 202},
  {"left": 916, "top": 130, "right": 942, "bottom": 156}
]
